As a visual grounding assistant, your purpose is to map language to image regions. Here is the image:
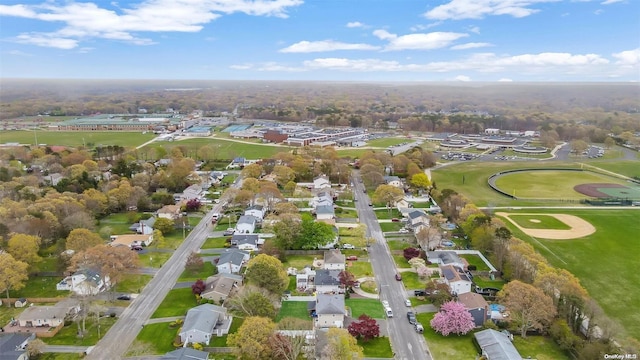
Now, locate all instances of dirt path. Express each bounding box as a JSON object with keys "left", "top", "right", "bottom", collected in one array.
[{"left": 495, "top": 212, "right": 596, "bottom": 240}]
